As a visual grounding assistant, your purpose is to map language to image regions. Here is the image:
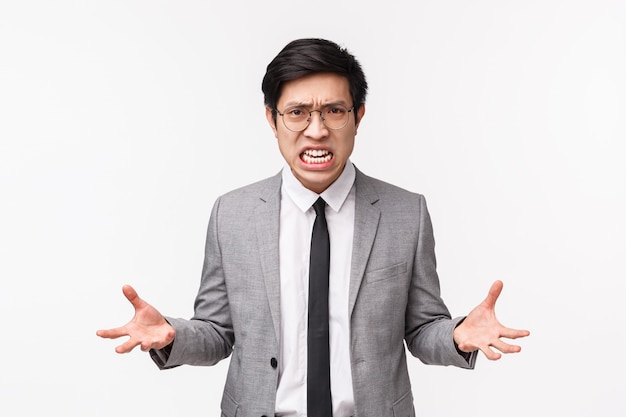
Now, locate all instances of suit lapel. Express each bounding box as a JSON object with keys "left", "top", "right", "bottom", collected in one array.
[
  {"left": 255, "top": 172, "right": 282, "bottom": 343},
  {"left": 349, "top": 169, "right": 381, "bottom": 317}
]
